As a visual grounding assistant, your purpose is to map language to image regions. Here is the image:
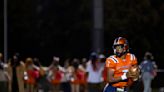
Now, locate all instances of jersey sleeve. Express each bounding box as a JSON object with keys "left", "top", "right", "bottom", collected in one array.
[
  {"left": 105, "top": 57, "right": 116, "bottom": 70},
  {"left": 130, "top": 54, "right": 138, "bottom": 65}
]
